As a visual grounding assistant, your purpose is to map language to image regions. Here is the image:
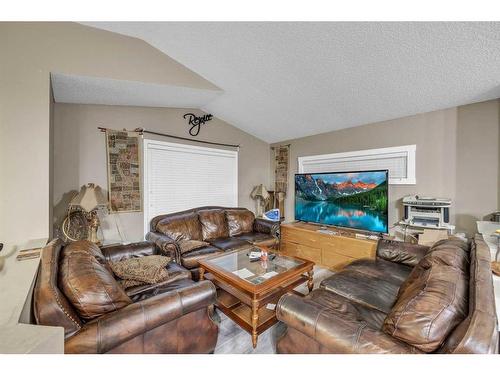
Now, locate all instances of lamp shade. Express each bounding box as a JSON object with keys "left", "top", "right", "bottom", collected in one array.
[
  {"left": 250, "top": 184, "right": 270, "bottom": 201},
  {"left": 69, "top": 183, "right": 108, "bottom": 212}
]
